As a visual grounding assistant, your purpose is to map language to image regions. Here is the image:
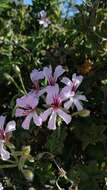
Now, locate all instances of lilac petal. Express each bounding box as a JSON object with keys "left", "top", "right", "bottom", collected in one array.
[
  {"left": 16, "top": 95, "right": 28, "bottom": 107},
  {"left": 33, "top": 112, "right": 42, "bottom": 126},
  {"left": 38, "top": 88, "right": 46, "bottom": 96},
  {"left": 61, "top": 77, "right": 71, "bottom": 86},
  {"left": 39, "top": 10, "right": 47, "bottom": 18},
  {"left": 30, "top": 69, "right": 44, "bottom": 82},
  {"left": 15, "top": 108, "right": 25, "bottom": 117},
  {"left": 48, "top": 111, "right": 57, "bottom": 130},
  {"left": 22, "top": 114, "right": 32, "bottom": 130},
  {"left": 64, "top": 99, "right": 73, "bottom": 110},
  {"left": 72, "top": 73, "right": 83, "bottom": 88},
  {"left": 45, "top": 18, "right": 51, "bottom": 25},
  {"left": 40, "top": 108, "right": 52, "bottom": 122},
  {"left": 57, "top": 109, "right": 71, "bottom": 124},
  {"left": 44, "top": 23, "right": 49, "bottom": 28},
  {"left": 42, "top": 21, "right": 49, "bottom": 28},
  {"left": 29, "top": 89, "right": 44, "bottom": 99},
  {"left": 43, "top": 65, "right": 52, "bottom": 79},
  {"left": 16, "top": 94, "right": 38, "bottom": 109},
  {"left": 73, "top": 99, "right": 83, "bottom": 111},
  {"left": 28, "top": 90, "right": 38, "bottom": 98},
  {"left": 72, "top": 73, "right": 83, "bottom": 82},
  {"left": 61, "top": 86, "right": 72, "bottom": 99},
  {"left": 46, "top": 84, "right": 59, "bottom": 104},
  {"left": 0, "top": 143, "right": 10, "bottom": 160},
  {"left": 54, "top": 65, "right": 65, "bottom": 79},
  {"left": 39, "top": 20, "right": 45, "bottom": 25},
  {"left": 0, "top": 116, "right": 6, "bottom": 129},
  {"left": 27, "top": 95, "right": 38, "bottom": 109},
  {"left": 76, "top": 95, "right": 87, "bottom": 101},
  {"left": 5, "top": 121, "right": 16, "bottom": 133}
]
